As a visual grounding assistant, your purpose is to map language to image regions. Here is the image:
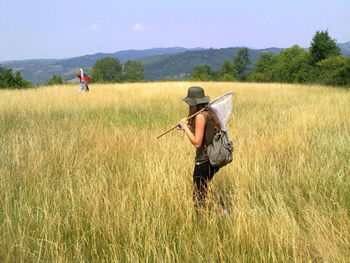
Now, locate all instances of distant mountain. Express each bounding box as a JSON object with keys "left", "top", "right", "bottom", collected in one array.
[
  {"left": 0, "top": 47, "right": 204, "bottom": 84},
  {"left": 141, "top": 47, "right": 283, "bottom": 80},
  {"left": 142, "top": 43, "right": 350, "bottom": 80},
  {"left": 1, "top": 43, "right": 349, "bottom": 84},
  {"left": 338, "top": 41, "right": 350, "bottom": 57}
]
